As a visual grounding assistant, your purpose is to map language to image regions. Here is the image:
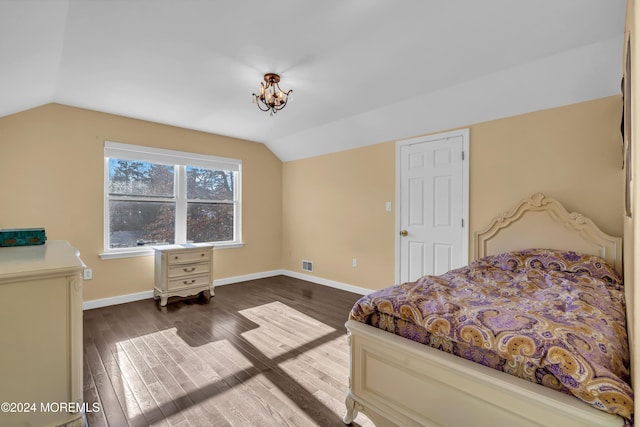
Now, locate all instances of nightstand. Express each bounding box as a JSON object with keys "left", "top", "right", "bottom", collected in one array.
[{"left": 153, "top": 244, "right": 214, "bottom": 306}]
